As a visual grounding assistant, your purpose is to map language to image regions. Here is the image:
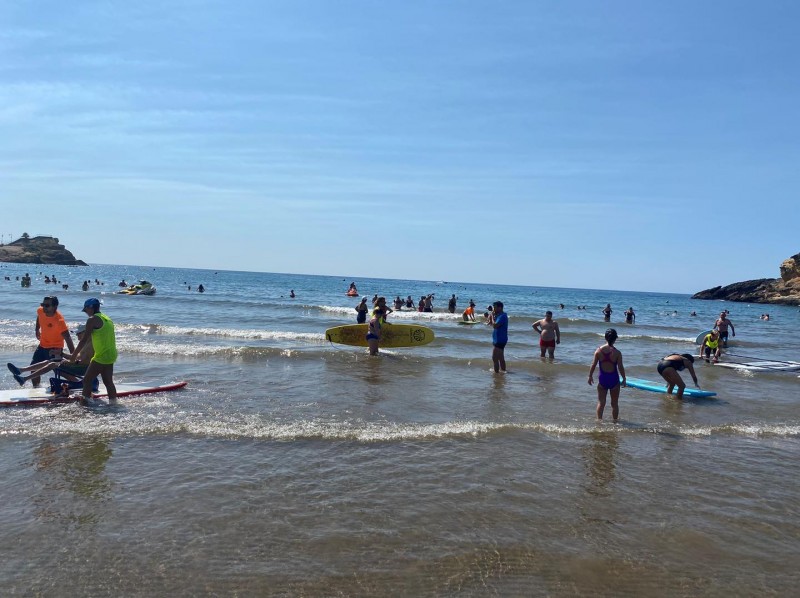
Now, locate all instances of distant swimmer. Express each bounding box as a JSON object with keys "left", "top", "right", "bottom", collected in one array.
[
  {"left": 289, "top": 290, "right": 295, "bottom": 298},
  {"left": 603, "top": 303, "right": 612, "bottom": 322},
  {"left": 198, "top": 284, "right": 205, "bottom": 293},
  {"left": 714, "top": 312, "right": 735, "bottom": 348},
  {"left": 760, "top": 313, "right": 770, "bottom": 321},
  {"left": 462, "top": 300, "right": 476, "bottom": 322},
  {"left": 393, "top": 296, "right": 403, "bottom": 311},
  {"left": 532, "top": 310, "right": 560, "bottom": 359},
  {"left": 624, "top": 307, "right": 635, "bottom": 324},
  {"left": 656, "top": 353, "right": 699, "bottom": 400},
  {"left": 588, "top": 328, "right": 626, "bottom": 421},
  {"left": 490, "top": 301, "right": 508, "bottom": 373},
  {"left": 405, "top": 295, "right": 414, "bottom": 308},
  {"left": 690, "top": 311, "right": 697, "bottom": 317}
]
